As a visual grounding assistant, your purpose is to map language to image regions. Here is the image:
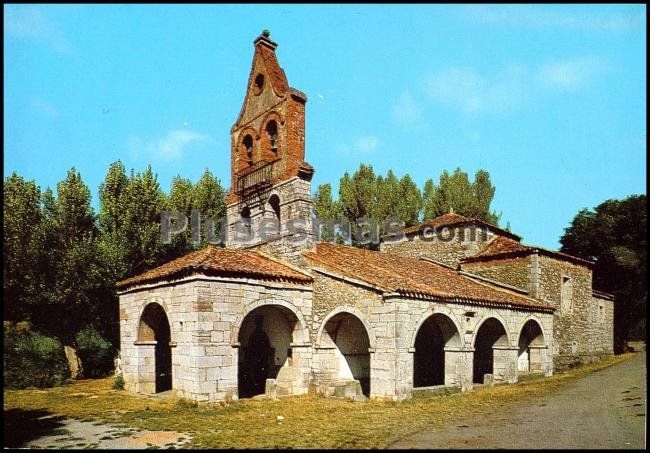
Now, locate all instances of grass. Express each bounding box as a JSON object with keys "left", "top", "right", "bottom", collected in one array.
[{"left": 3, "top": 353, "right": 634, "bottom": 449}]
